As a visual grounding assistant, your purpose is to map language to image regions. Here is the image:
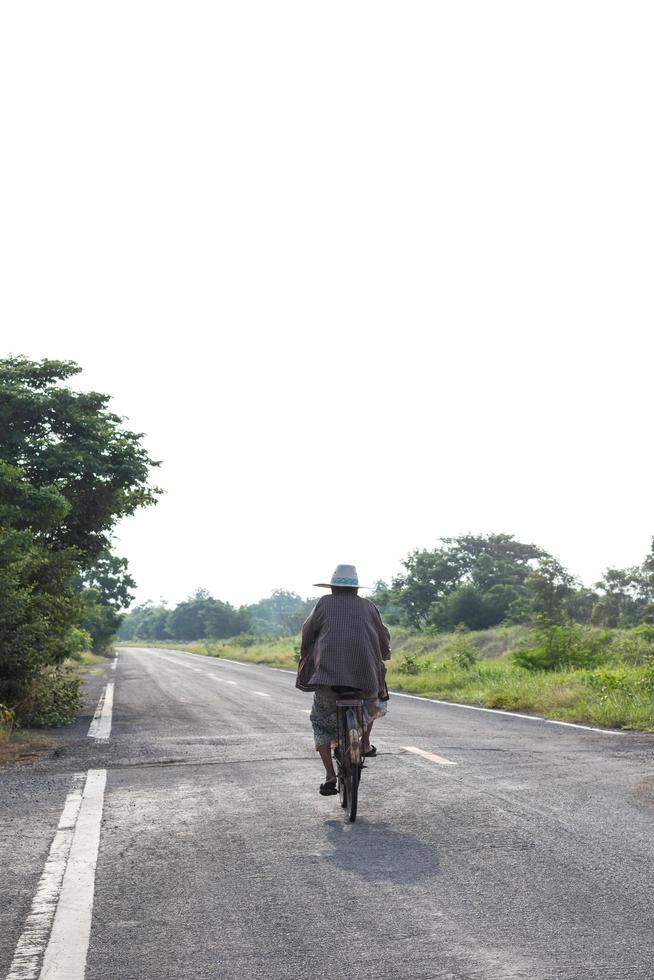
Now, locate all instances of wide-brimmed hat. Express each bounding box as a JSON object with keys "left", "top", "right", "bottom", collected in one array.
[{"left": 313, "top": 564, "right": 370, "bottom": 589}]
